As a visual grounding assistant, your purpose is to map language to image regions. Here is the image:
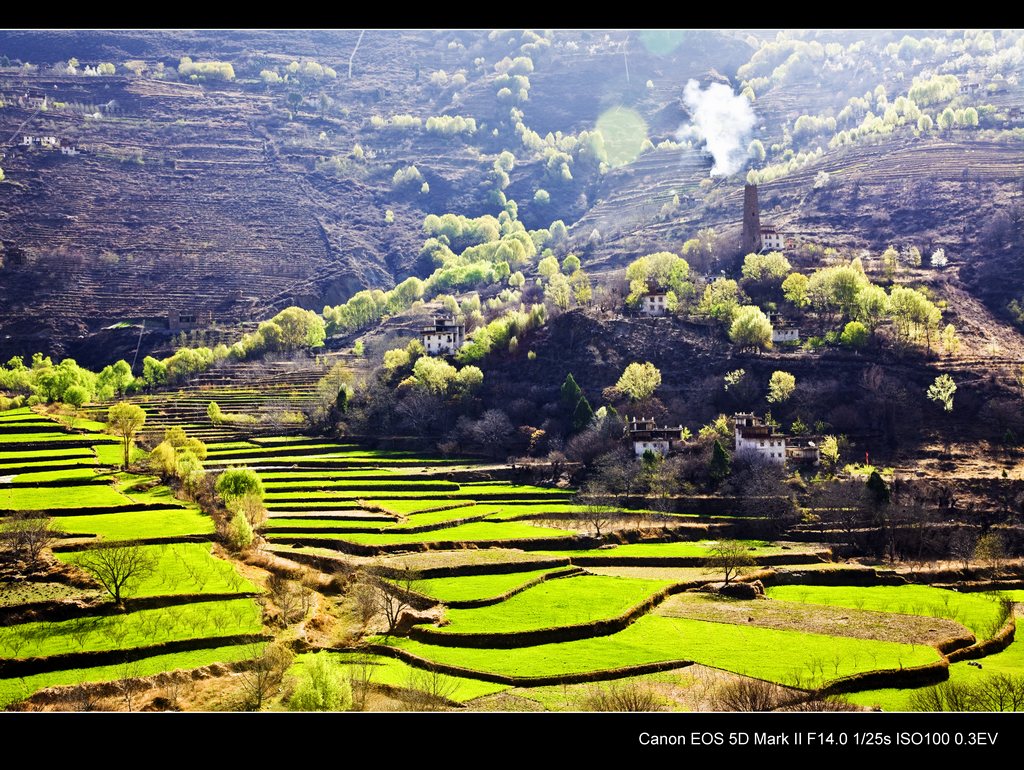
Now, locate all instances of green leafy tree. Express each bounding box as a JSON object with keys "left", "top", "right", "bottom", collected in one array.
[
  {"left": 941, "top": 324, "right": 960, "bottom": 356},
  {"left": 741, "top": 251, "right": 792, "bottom": 284},
  {"left": 615, "top": 362, "right": 662, "bottom": 402},
  {"left": 766, "top": 371, "right": 796, "bottom": 404},
  {"left": 537, "top": 254, "right": 560, "bottom": 279},
  {"left": 855, "top": 284, "right": 889, "bottom": 332},
  {"left": 216, "top": 466, "right": 265, "bottom": 502},
  {"left": 107, "top": 401, "right": 146, "bottom": 469},
  {"left": 782, "top": 273, "right": 810, "bottom": 308},
  {"left": 927, "top": 374, "right": 956, "bottom": 412},
  {"left": 625, "top": 252, "right": 693, "bottom": 306},
  {"left": 698, "top": 278, "right": 744, "bottom": 324},
  {"left": 729, "top": 306, "right": 773, "bottom": 352},
  {"left": 820, "top": 435, "right": 840, "bottom": 471},
  {"left": 289, "top": 652, "right": 353, "bottom": 711},
  {"left": 840, "top": 320, "right": 869, "bottom": 349},
  {"left": 228, "top": 513, "right": 255, "bottom": 551},
  {"left": 208, "top": 401, "right": 223, "bottom": 425}
]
